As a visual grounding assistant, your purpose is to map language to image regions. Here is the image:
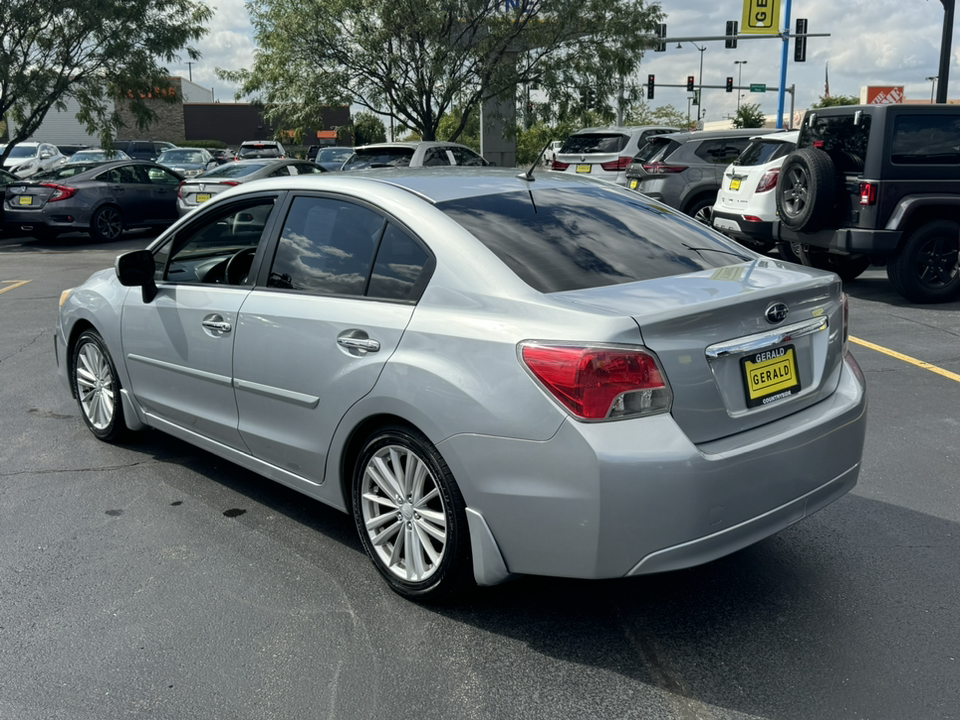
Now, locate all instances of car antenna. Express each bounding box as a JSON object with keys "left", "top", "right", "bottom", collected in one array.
[{"left": 517, "top": 141, "right": 553, "bottom": 182}]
